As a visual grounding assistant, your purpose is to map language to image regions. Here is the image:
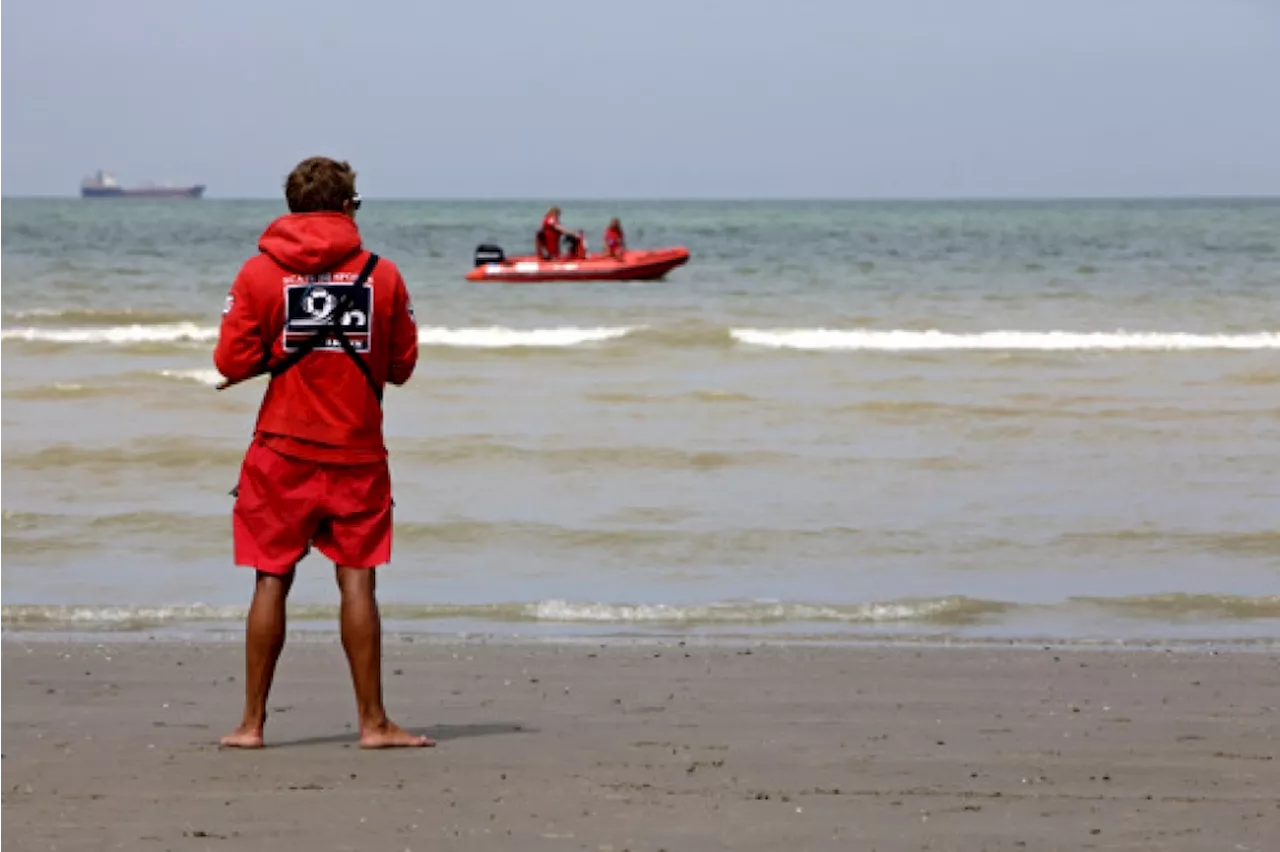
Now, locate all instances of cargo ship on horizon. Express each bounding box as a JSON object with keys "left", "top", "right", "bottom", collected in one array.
[{"left": 80, "top": 170, "right": 205, "bottom": 199}]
